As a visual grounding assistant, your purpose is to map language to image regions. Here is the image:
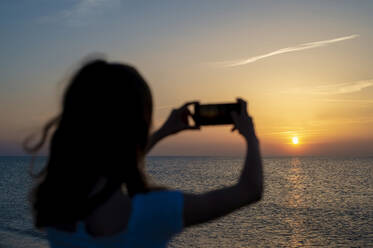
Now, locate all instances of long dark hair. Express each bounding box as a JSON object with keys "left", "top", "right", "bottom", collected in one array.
[{"left": 24, "top": 59, "right": 154, "bottom": 229}]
